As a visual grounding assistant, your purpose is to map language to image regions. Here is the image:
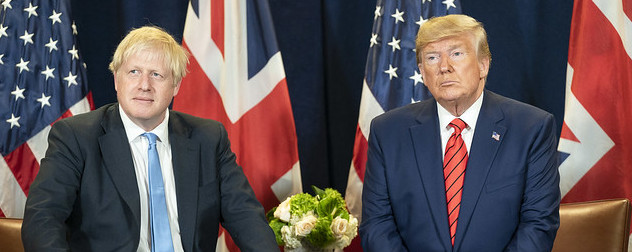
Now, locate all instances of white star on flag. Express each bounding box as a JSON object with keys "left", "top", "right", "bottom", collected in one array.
[
  {"left": 392, "top": 9, "right": 405, "bottom": 24},
  {"left": 41, "top": 66, "right": 55, "bottom": 80},
  {"left": 388, "top": 37, "right": 401, "bottom": 51},
  {"left": 443, "top": 0, "right": 457, "bottom": 10},
  {"left": 6, "top": 114, "right": 20, "bottom": 129},
  {"left": 63, "top": 71, "right": 78, "bottom": 86},
  {"left": 409, "top": 70, "right": 423, "bottom": 85},
  {"left": 68, "top": 45, "right": 79, "bottom": 59},
  {"left": 370, "top": 33, "right": 379, "bottom": 47},
  {"left": 19, "top": 30, "right": 34, "bottom": 45},
  {"left": 36, "top": 93, "right": 52, "bottom": 108},
  {"left": 49, "top": 10, "right": 62, "bottom": 25},
  {"left": 385, "top": 64, "right": 398, "bottom": 80},
  {"left": 374, "top": 6, "right": 382, "bottom": 20},
  {"left": 23, "top": 3, "right": 38, "bottom": 17},
  {"left": 0, "top": 24, "right": 8, "bottom": 38},
  {"left": 45, "top": 38, "right": 58, "bottom": 52},
  {"left": 11, "top": 86, "right": 25, "bottom": 101},
  {"left": 416, "top": 16, "right": 427, "bottom": 26},
  {"left": 16, "top": 58, "right": 29, "bottom": 73},
  {"left": 1, "top": 0, "right": 12, "bottom": 10}
]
